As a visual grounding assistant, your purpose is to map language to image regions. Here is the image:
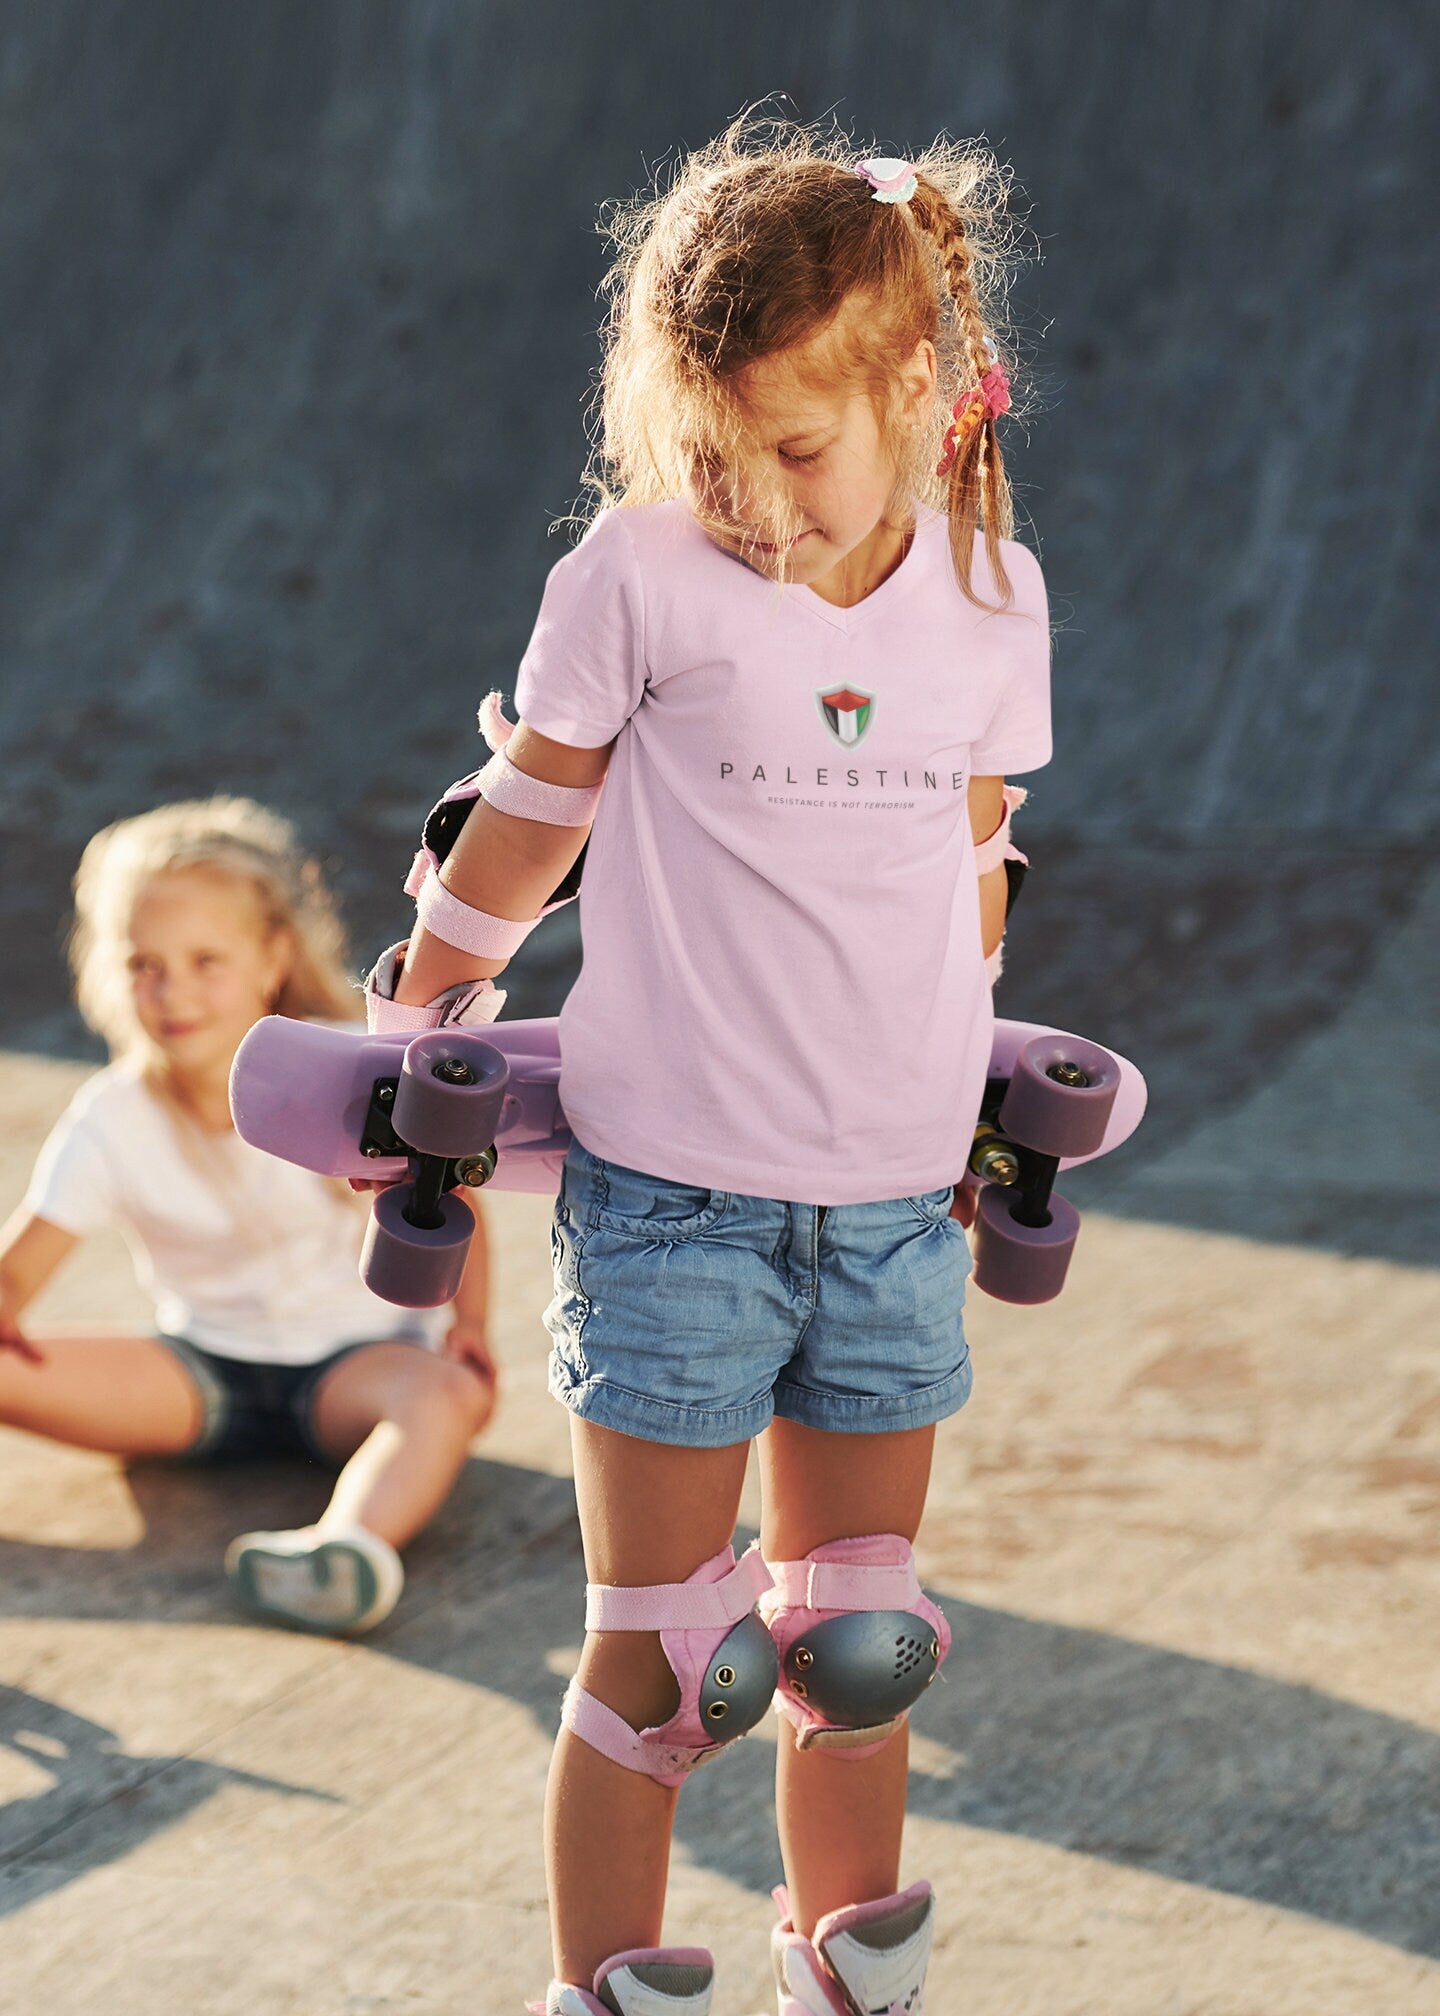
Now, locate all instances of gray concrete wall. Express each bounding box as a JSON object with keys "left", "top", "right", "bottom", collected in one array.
[{"left": 2, "top": 5, "right": 1435, "bottom": 1125}]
